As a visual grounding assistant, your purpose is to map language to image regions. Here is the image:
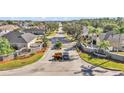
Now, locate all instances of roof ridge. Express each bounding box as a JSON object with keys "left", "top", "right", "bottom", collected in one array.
[{"left": 21, "top": 33, "right": 36, "bottom": 43}]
